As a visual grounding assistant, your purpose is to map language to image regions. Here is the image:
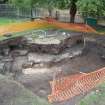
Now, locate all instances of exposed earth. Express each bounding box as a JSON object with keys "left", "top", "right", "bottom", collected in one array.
[
  {"left": 0, "top": 30, "right": 105, "bottom": 105},
  {"left": 17, "top": 48, "right": 105, "bottom": 105}
]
